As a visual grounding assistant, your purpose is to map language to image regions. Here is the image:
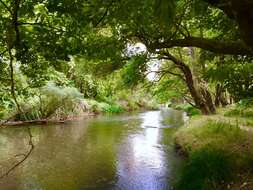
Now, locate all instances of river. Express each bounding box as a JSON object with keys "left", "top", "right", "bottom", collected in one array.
[{"left": 0, "top": 108, "right": 187, "bottom": 190}]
